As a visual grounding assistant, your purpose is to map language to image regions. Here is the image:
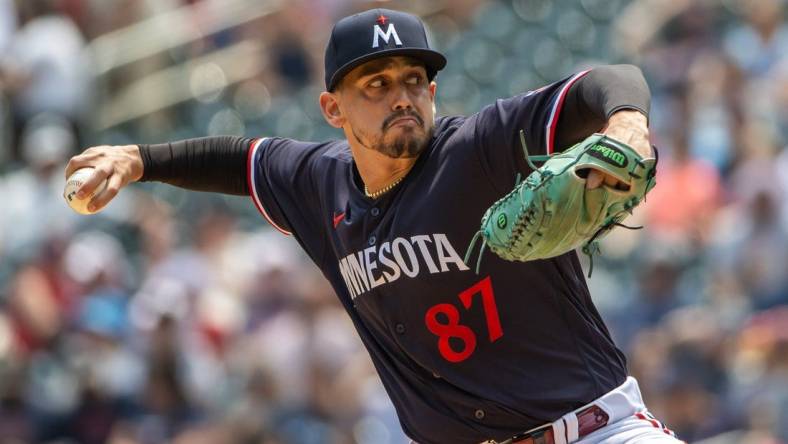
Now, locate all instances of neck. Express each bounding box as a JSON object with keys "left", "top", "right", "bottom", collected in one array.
[{"left": 350, "top": 144, "right": 418, "bottom": 194}]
